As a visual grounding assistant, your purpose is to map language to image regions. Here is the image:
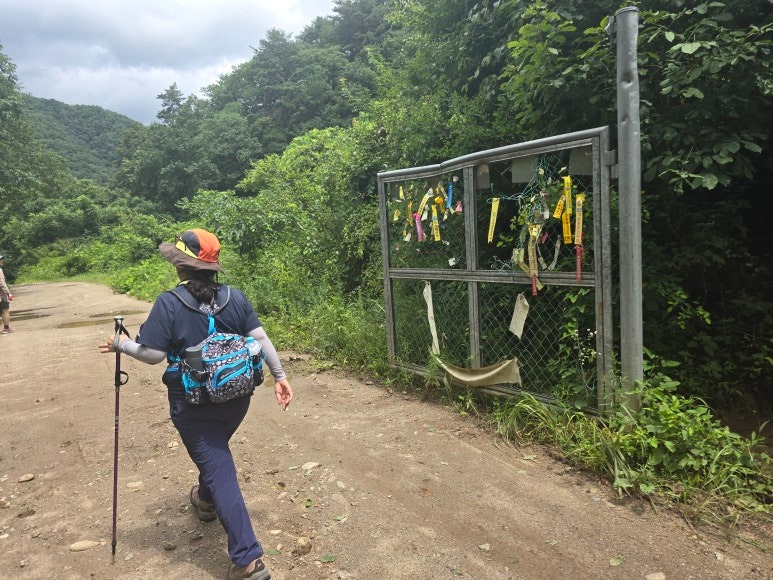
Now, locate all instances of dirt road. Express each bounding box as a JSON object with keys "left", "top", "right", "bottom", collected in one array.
[{"left": 0, "top": 282, "right": 770, "bottom": 579}]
